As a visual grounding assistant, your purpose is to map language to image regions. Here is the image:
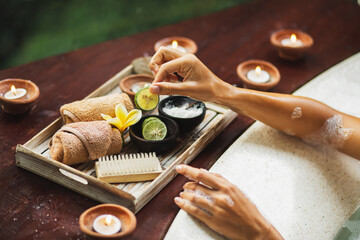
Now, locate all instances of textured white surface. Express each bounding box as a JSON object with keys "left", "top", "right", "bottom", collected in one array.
[{"left": 165, "top": 52, "right": 360, "bottom": 240}]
